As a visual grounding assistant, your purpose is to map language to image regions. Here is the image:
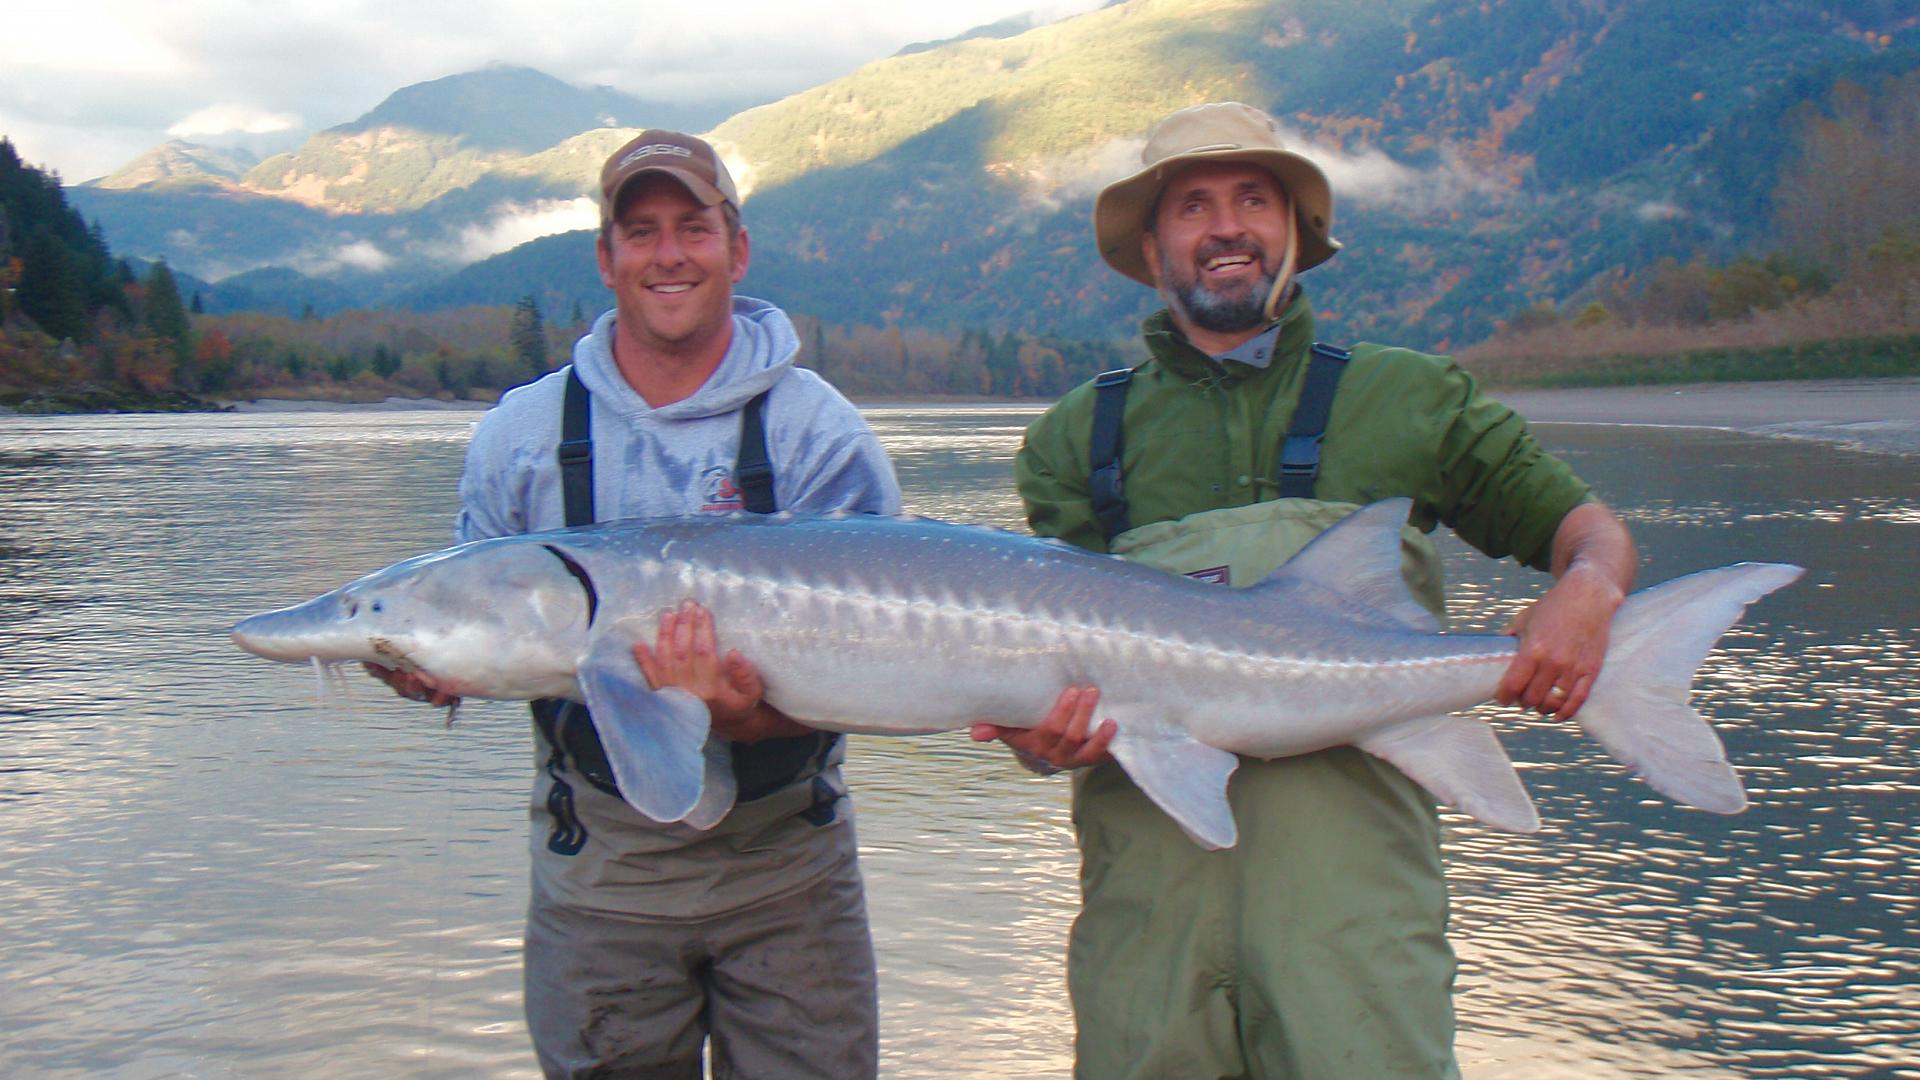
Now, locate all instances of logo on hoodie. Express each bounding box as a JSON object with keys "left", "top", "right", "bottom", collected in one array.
[{"left": 701, "top": 465, "right": 744, "bottom": 512}]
